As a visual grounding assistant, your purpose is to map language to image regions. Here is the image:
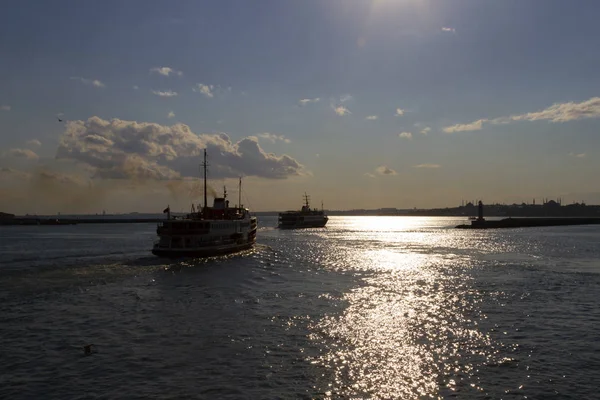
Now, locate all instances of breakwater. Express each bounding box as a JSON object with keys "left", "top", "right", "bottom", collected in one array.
[
  {"left": 0, "top": 218, "right": 163, "bottom": 226},
  {"left": 456, "top": 217, "right": 600, "bottom": 229}
]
